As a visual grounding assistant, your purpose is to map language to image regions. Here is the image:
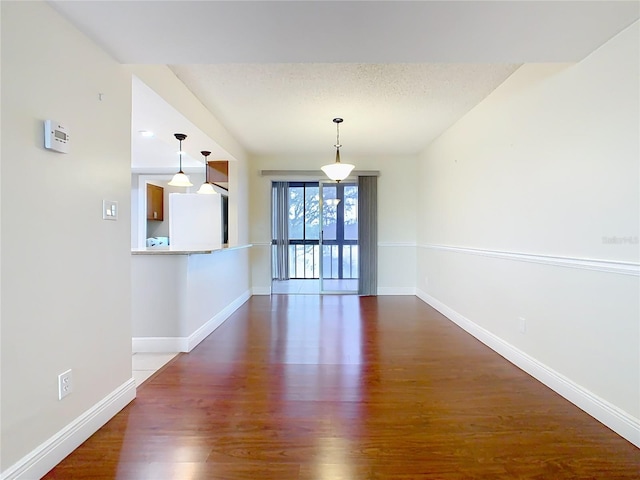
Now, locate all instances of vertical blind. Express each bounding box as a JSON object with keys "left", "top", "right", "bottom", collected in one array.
[
  {"left": 358, "top": 175, "right": 378, "bottom": 295},
  {"left": 272, "top": 181, "right": 290, "bottom": 280}
]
